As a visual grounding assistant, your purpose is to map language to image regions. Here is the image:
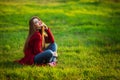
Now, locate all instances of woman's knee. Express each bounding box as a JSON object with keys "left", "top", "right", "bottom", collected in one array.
[
  {"left": 53, "top": 42, "right": 57, "bottom": 47},
  {"left": 52, "top": 42, "right": 57, "bottom": 51},
  {"left": 54, "top": 43, "right": 57, "bottom": 48},
  {"left": 45, "top": 50, "right": 54, "bottom": 56}
]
